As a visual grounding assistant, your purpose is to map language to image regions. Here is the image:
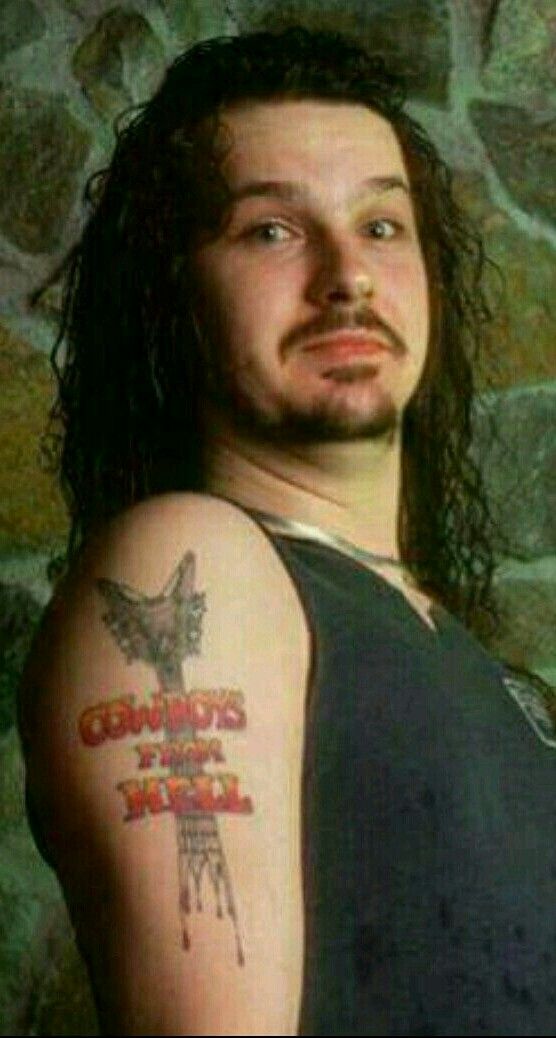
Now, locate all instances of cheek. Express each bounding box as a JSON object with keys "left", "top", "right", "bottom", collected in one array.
[
  {"left": 198, "top": 253, "right": 294, "bottom": 334},
  {"left": 240, "top": 254, "right": 300, "bottom": 306},
  {"left": 193, "top": 259, "right": 245, "bottom": 350},
  {"left": 230, "top": 270, "right": 301, "bottom": 367},
  {"left": 384, "top": 254, "right": 429, "bottom": 333}
]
